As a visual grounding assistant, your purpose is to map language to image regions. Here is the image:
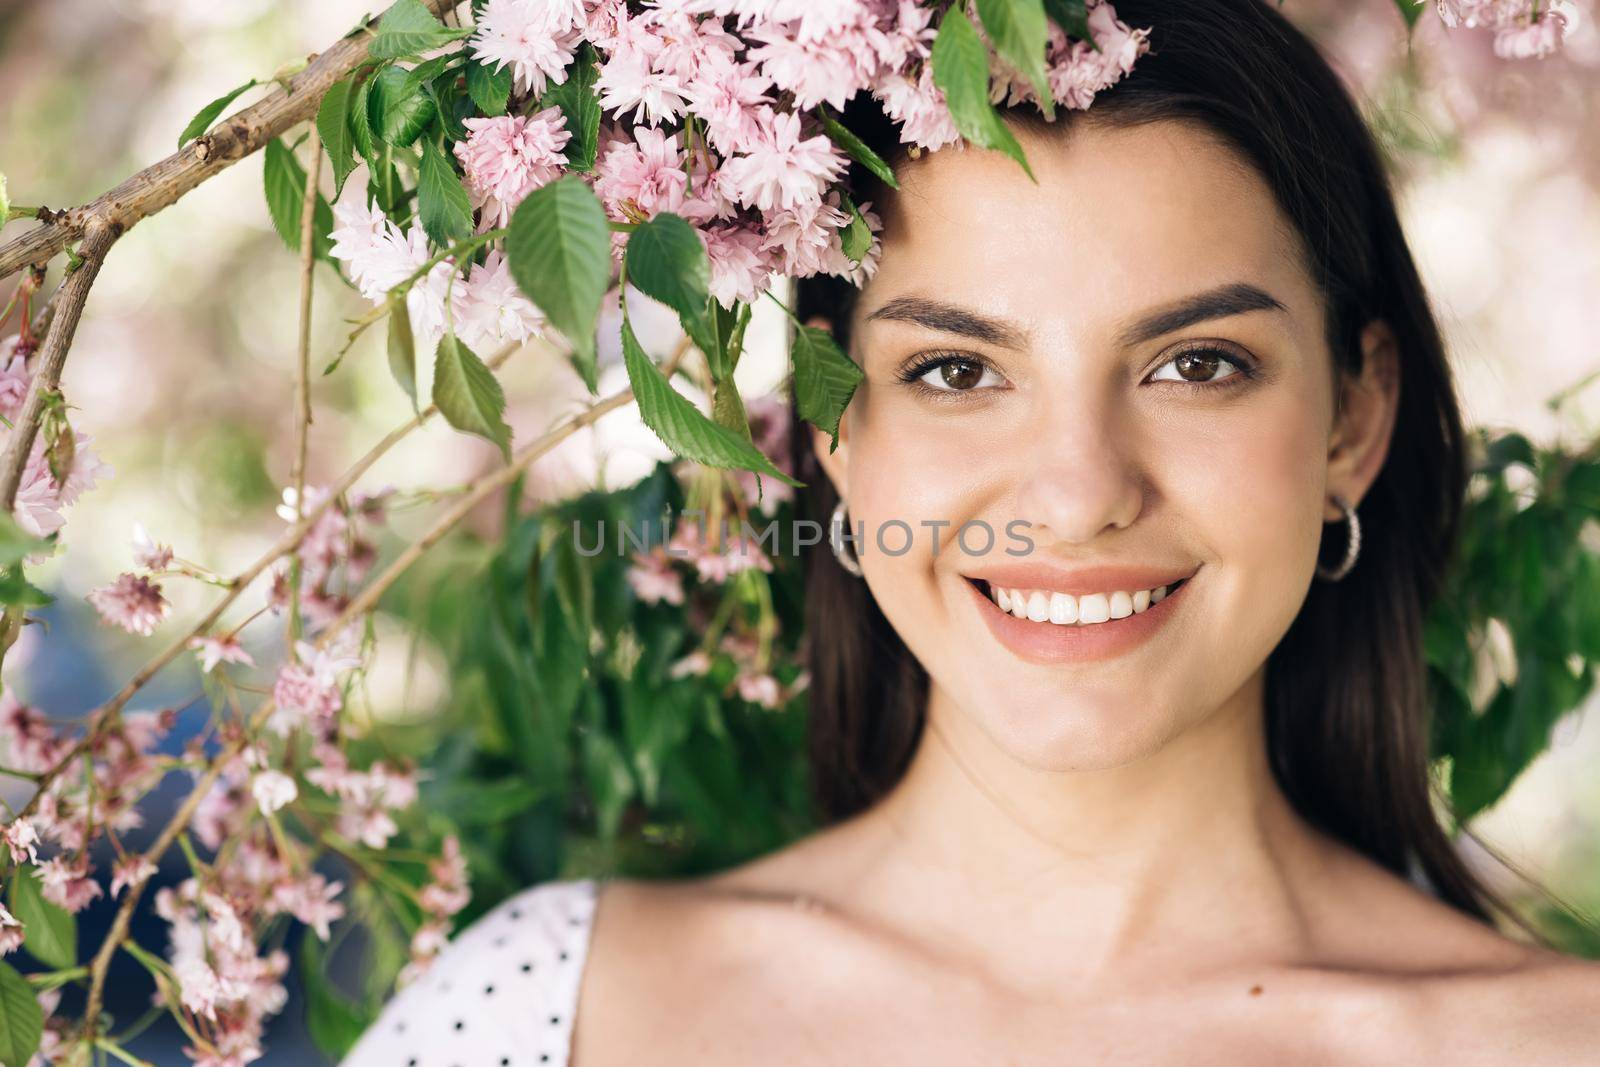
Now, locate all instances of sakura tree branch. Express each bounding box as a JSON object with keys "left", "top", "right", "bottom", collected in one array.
[
  {"left": 80, "top": 345, "right": 686, "bottom": 1037},
  {"left": 287, "top": 138, "right": 323, "bottom": 647},
  {"left": 9, "top": 340, "right": 521, "bottom": 826},
  {"left": 0, "top": 0, "right": 458, "bottom": 280}
]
